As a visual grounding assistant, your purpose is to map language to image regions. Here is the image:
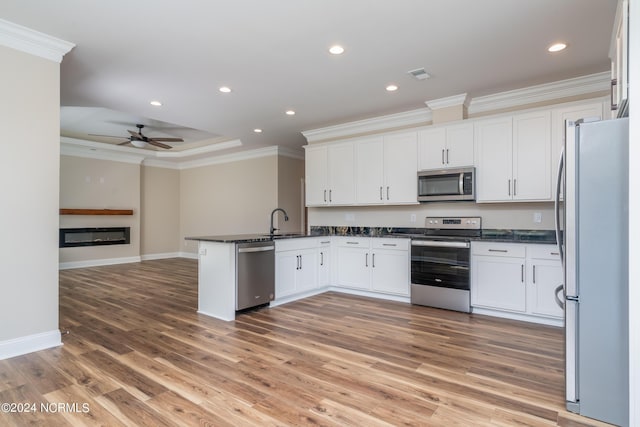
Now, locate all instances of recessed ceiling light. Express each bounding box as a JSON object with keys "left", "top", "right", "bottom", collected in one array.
[
  {"left": 219, "top": 86, "right": 232, "bottom": 93},
  {"left": 548, "top": 42, "right": 567, "bottom": 53},
  {"left": 254, "top": 128, "right": 263, "bottom": 133},
  {"left": 285, "top": 110, "right": 296, "bottom": 116},
  {"left": 150, "top": 100, "right": 162, "bottom": 106},
  {"left": 329, "top": 45, "right": 345, "bottom": 55},
  {"left": 386, "top": 84, "right": 399, "bottom": 92}
]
